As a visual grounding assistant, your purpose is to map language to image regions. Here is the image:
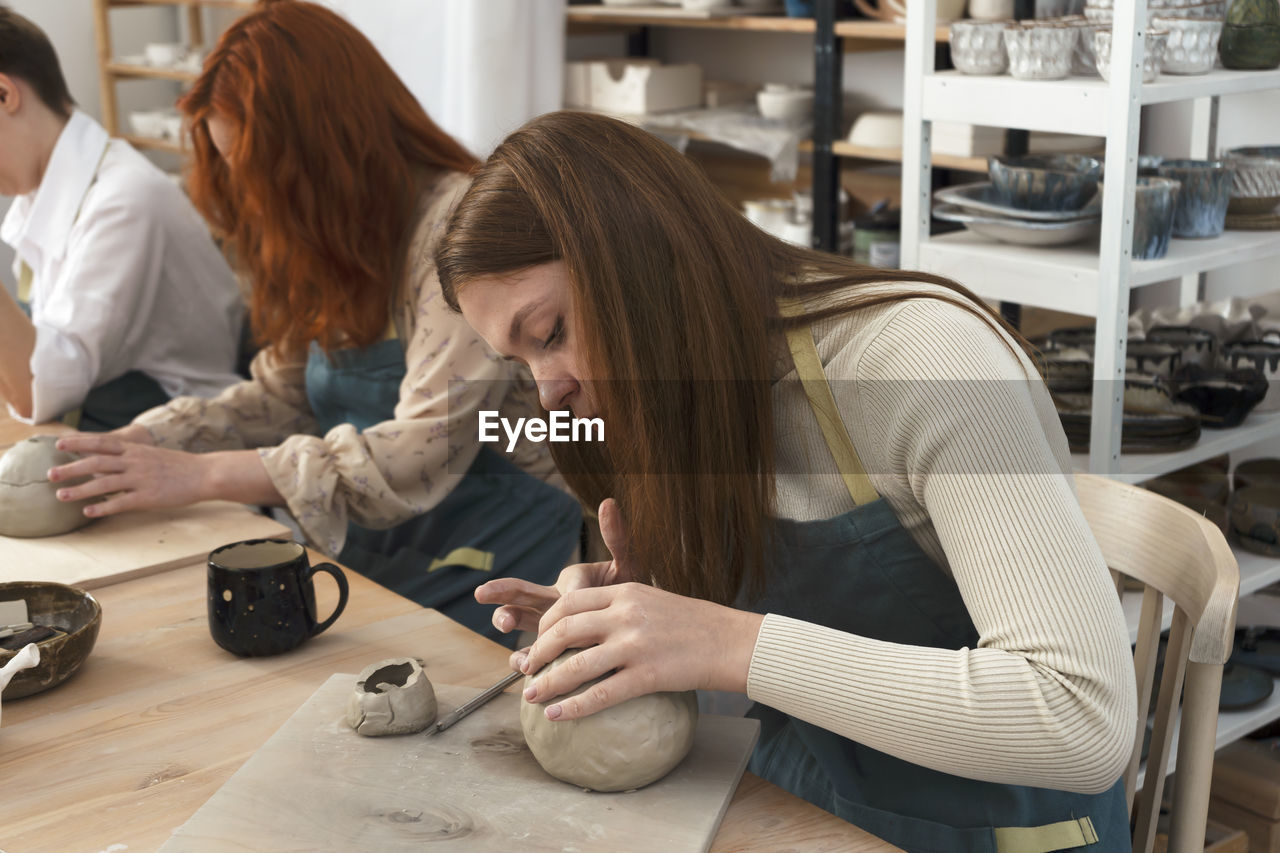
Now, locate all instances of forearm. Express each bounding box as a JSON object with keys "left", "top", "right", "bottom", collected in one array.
[
  {"left": 0, "top": 287, "right": 36, "bottom": 417},
  {"left": 203, "top": 449, "right": 286, "bottom": 507}
]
